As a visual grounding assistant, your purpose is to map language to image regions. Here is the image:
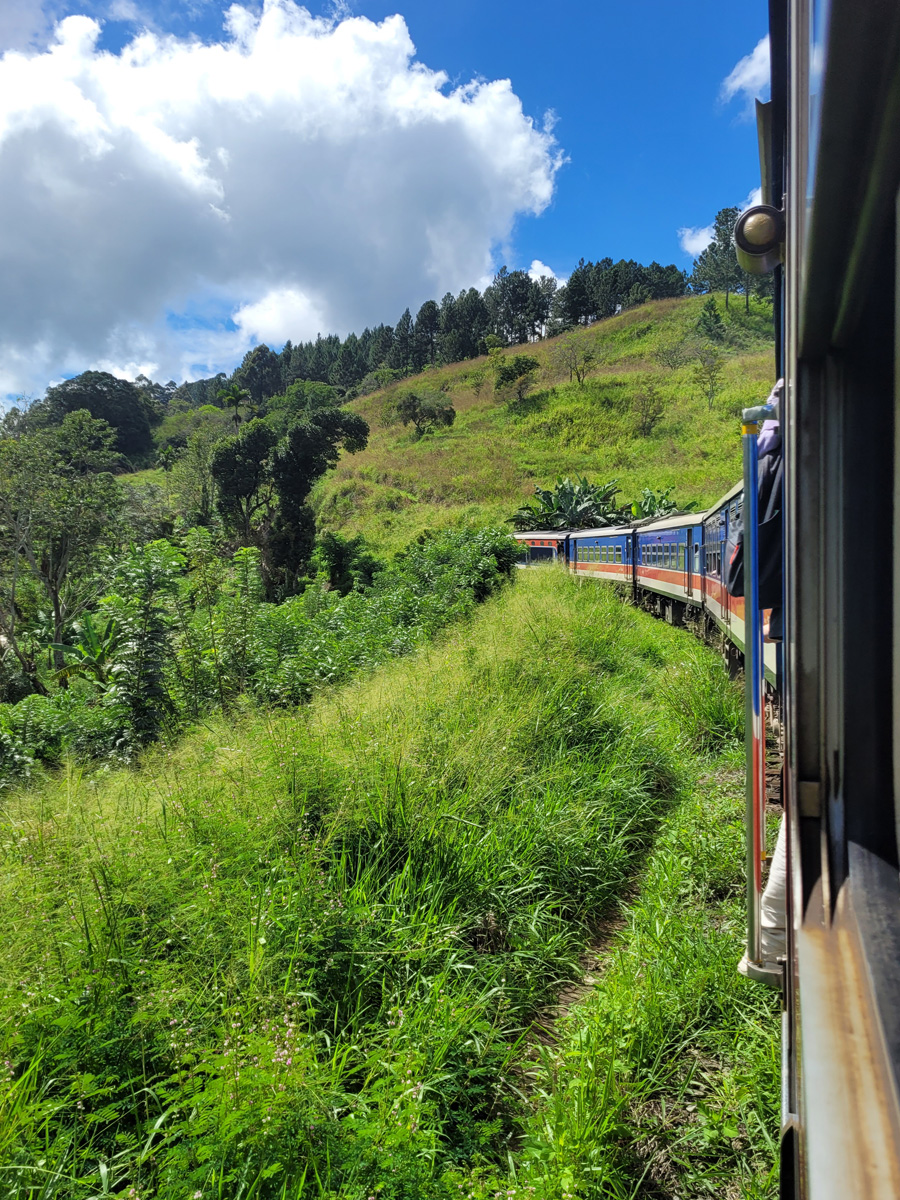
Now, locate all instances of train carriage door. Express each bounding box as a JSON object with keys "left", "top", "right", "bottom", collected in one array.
[
  {"left": 700, "top": 527, "right": 707, "bottom": 605},
  {"left": 724, "top": 518, "right": 734, "bottom": 628},
  {"left": 686, "top": 532, "right": 693, "bottom": 596}
]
